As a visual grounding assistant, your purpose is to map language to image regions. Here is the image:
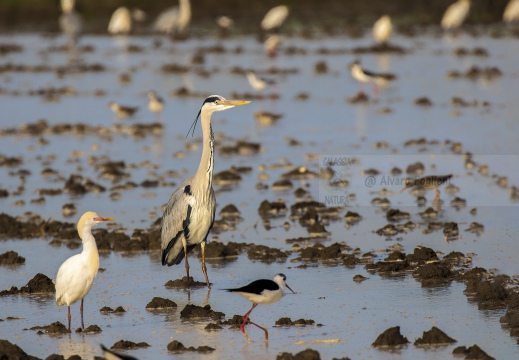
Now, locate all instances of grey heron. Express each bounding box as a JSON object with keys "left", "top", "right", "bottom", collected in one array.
[
  {"left": 372, "top": 15, "right": 392, "bottom": 45},
  {"left": 154, "top": 0, "right": 191, "bottom": 37},
  {"left": 441, "top": 0, "right": 471, "bottom": 31},
  {"left": 225, "top": 274, "right": 295, "bottom": 342},
  {"left": 161, "top": 95, "right": 250, "bottom": 289},
  {"left": 261, "top": 5, "right": 289, "bottom": 31},
  {"left": 108, "top": 102, "right": 139, "bottom": 119},
  {"left": 108, "top": 6, "right": 132, "bottom": 35},
  {"left": 147, "top": 91, "right": 165, "bottom": 122},
  {"left": 55, "top": 212, "right": 114, "bottom": 329},
  {"left": 59, "top": 0, "right": 82, "bottom": 48}
]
